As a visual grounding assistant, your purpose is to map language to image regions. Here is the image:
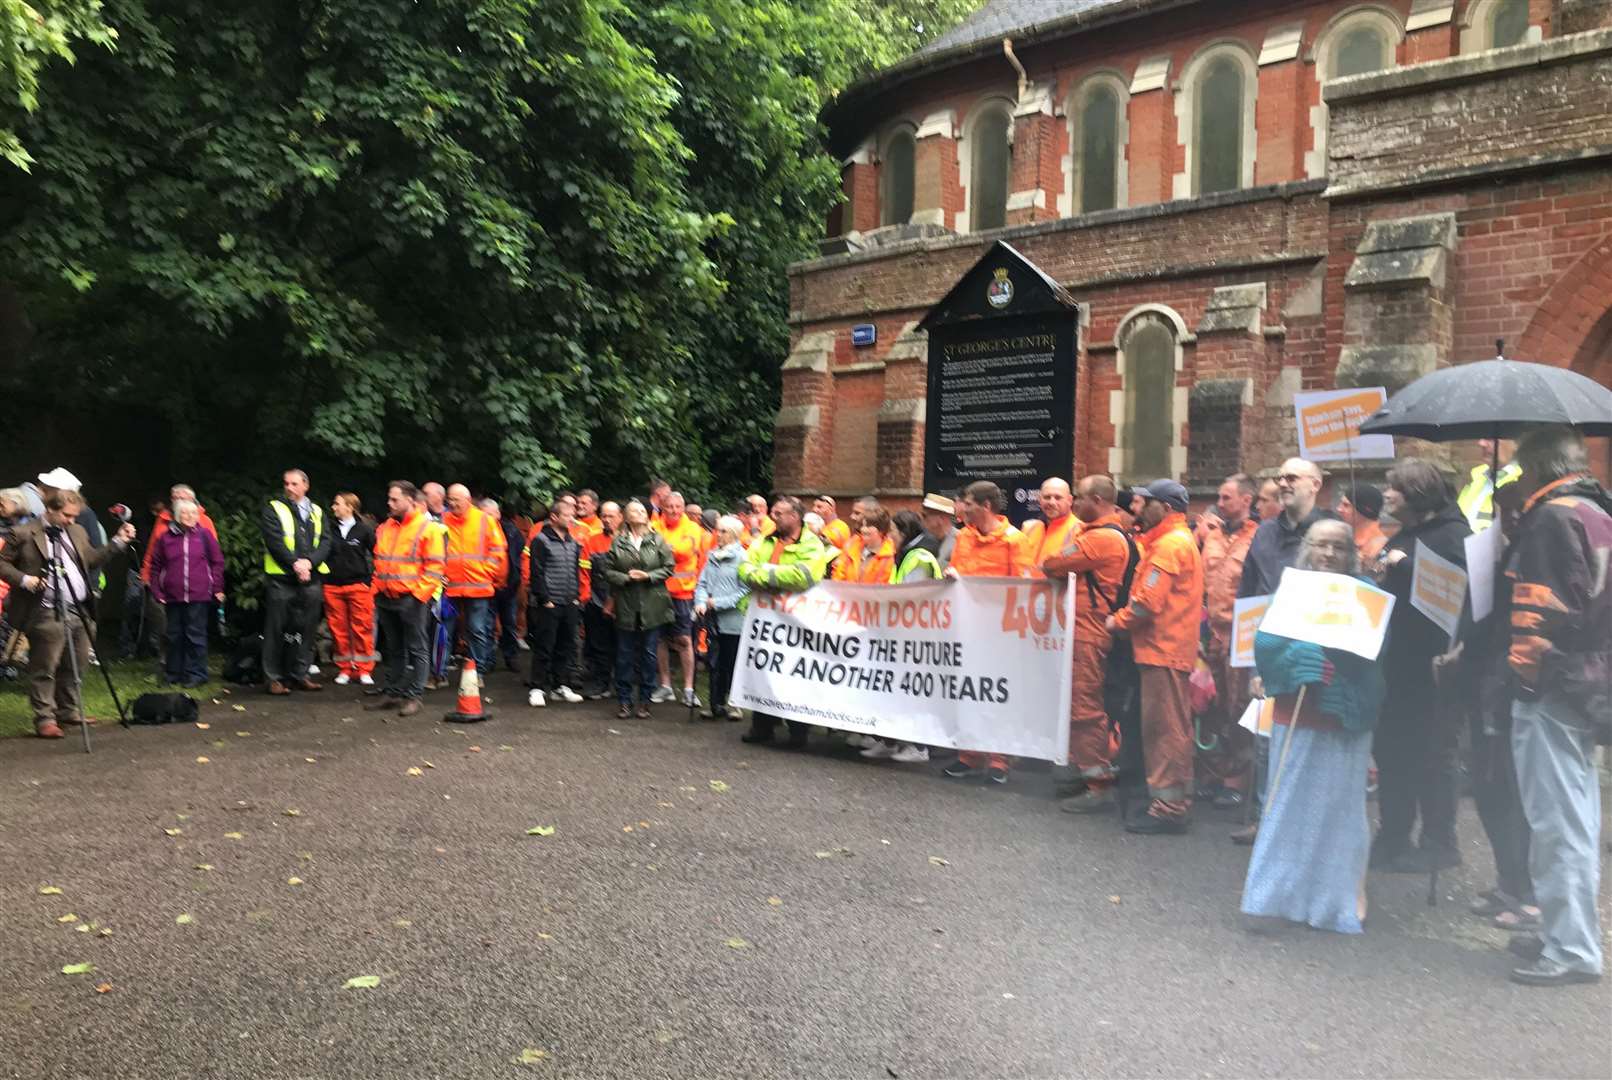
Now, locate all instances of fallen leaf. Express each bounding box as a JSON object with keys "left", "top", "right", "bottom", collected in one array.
[
  {"left": 880, "top": 839, "right": 891, "bottom": 846},
  {"left": 175, "top": 913, "right": 194, "bottom": 925},
  {"left": 393, "top": 918, "right": 412, "bottom": 928},
  {"left": 57, "top": 914, "right": 78, "bottom": 923},
  {"left": 286, "top": 877, "right": 303, "bottom": 887},
  {"left": 282, "top": 808, "right": 301, "bottom": 817},
  {"left": 304, "top": 757, "right": 317, "bottom": 764},
  {"left": 1108, "top": 895, "right": 1122, "bottom": 905},
  {"left": 813, "top": 851, "right": 834, "bottom": 859},
  {"left": 537, "top": 932, "right": 554, "bottom": 940},
  {"left": 657, "top": 801, "right": 675, "bottom": 808},
  {"left": 708, "top": 780, "right": 730, "bottom": 794},
  {"left": 234, "top": 728, "right": 250, "bottom": 735},
  {"left": 97, "top": 928, "right": 113, "bottom": 937},
  {"left": 767, "top": 897, "right": 783, "bottom": 907},
  {"left": 224, "top": 831, "right": 244, "bottom": 840},
  {"left": 638, "top": 820, "right": 651, "bottom": 828},
  {"left": 607, "top": 728, "right": 623, "bottom": 735},
  {"left": 38, "top": 886, "right": 63, "bottom": 895},
  {"left": 94, "top": 982, "right": 113, "bottom": 994},
  {"left": 75, "top": 923, "right": 90, "bottom": 933},
  {"left": 725, "top": 937, "right": 749, "bottom": 949},
  {"left": 927, "top": 856, "right": 950, "bottom": 868},
  {"left": 513, "top": 1048, "right": 548, "bottom": 1065},
  {"left": 622, "top": 825, "right": 634, "bottom": 833},
  {"left": 61, "top": 962, "right": 94, "bottom": 975},
  {"left": 1002, "top": 992, "right": 1016, "bottom": 1000},
  {"left": 406, "top": 767, "right": 423, "bottom": 777},
  {"left": 341, "top": 716, "right": 355, "bottom": 723},
  {"left": 194, "top": 757, "right": 210, "bottom": 764},
  {"left": 231, "top": 706, "right": 246, "bottom": 713},
  {"left": 298, "top": 852, "right": 313, "bottom": 861},
  {"left": 433, "top": 846, "right": 446, "bottom": 854},
  {"left": 422, "top": 760, "right": 435, "bottom": 769},
  {"left": 342, "top": 975, "right": 381, "bottom": 989},
  {"left": 467, "top": 746, "right": 481, "bottom": 753},
  {"left": 654, "top": 1030, "right": 682, "bottom": 1044},
  {"left": 195, "top": 722, "right": 210, "bottom": 730},
  {"left": 210, "top": 698, "right": 222, "bottom": 705},
  {"left": 498, "top": 745, "right": 513, "bottom": 752},
  {"left": 525, "top": 826, "right": 556, "bottom": 837},
  {"left": 192, "top": 862, "right": 214, "bottom": 871},
  {"left": 176, "top": 814, "right": 190, "bottom": 821},
  {"left": 164, "top": 827, "right": 183, "bottom": 836},
  {"left": 211, "top": 740, "right": 227, "bottom": 748}
]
